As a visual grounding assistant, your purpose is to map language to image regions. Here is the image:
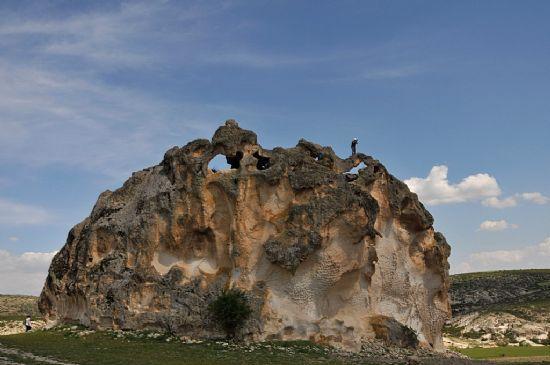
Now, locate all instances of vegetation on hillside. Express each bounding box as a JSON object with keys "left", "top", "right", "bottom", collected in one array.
[
  {"left": 0, "top": 295, "right": 40, "bottom": 320},
  {"left": 451, "top": 269, "right": 550, "bottom": 282},
  {"left": 450, "top": 269, "right": 550, "bottom": 315},
  {"left": 445, "top": 269, "right": 550, "bottom": 350}
]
